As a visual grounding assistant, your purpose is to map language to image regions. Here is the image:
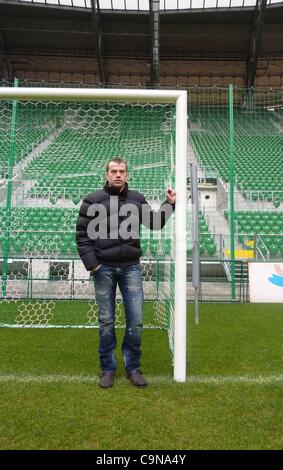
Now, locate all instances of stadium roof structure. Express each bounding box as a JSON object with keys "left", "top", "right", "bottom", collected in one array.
[
  {"left": 7, "top": 0, "right": 283, "bottom": 11},
  {"left": 0, "top": 0, "right": 283, "bottom": 87}
]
